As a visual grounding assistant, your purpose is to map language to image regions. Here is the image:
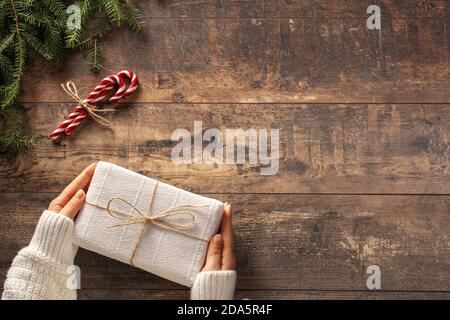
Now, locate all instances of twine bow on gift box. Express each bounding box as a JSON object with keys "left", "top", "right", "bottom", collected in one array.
[{"left": 85, "top": 194, "right": 210, "bottom": 266}]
